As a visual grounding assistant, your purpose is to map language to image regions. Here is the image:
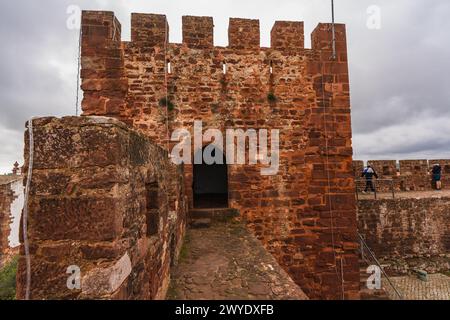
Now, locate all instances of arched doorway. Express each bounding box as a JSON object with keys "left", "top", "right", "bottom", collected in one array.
[{"left": 193, "top": 147, "right": 228, "bottom": 208}]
